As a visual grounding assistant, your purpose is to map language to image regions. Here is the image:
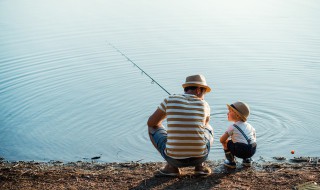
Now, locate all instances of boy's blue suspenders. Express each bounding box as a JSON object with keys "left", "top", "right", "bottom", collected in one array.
[{"left": 233, "top": 124, "right": 251, "bottom": 144}]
